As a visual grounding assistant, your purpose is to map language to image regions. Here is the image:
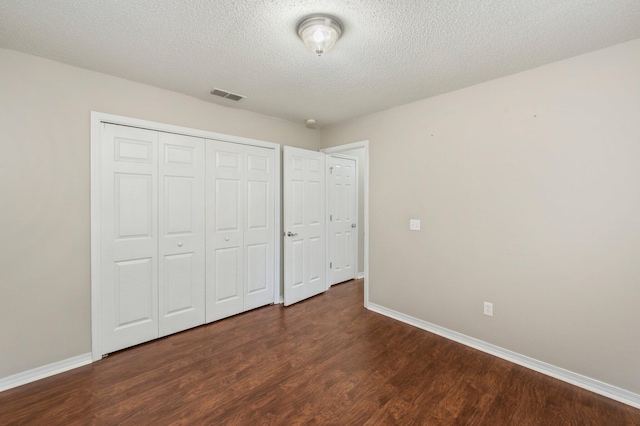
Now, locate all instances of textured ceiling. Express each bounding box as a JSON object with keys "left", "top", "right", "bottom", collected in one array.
[{"left": 1, "top": 1, "right": 639, "bottom": 127}]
